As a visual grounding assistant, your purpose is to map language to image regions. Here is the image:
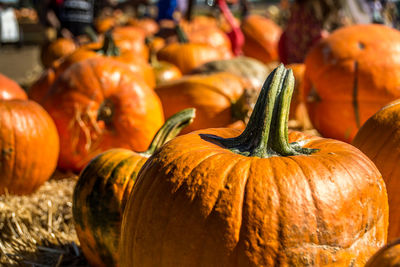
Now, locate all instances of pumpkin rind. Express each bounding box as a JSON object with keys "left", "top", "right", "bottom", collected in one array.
[
  {"left": 0, "top": 100, "right": 59, "bottom": 195},
  {"left": 41, "top": 38, "right": 77, "bottom": 68},
  {"left": 365, "top": 239, "right": 400, "bottom": 267},
  {"left": 121, "top": 65, "right": 388, "bottom": 267},
  {"left": 0, "top": 73, "right": 27, "bottom": 100},
  {"left": 304, "top": 24, "right": 400, "bottom": 143},
  {"left": 43, "top": 57, "right": 164, "bottom": 172},
  {"left": 353, "top": 99, "right": 400, "bottom": 241}
]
